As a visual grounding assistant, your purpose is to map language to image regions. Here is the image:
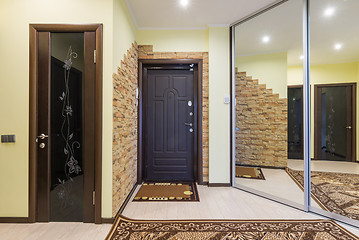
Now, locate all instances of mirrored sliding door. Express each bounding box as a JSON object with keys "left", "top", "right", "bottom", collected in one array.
[
  {"left": 231, "top": 0, "right": 359, "bottom": 227},
  {"left": 310, "top": 0, "right": 359, "bottom": 225},
  {"left": 233, "top": 0, "right": 304, "bottom": 209}
]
